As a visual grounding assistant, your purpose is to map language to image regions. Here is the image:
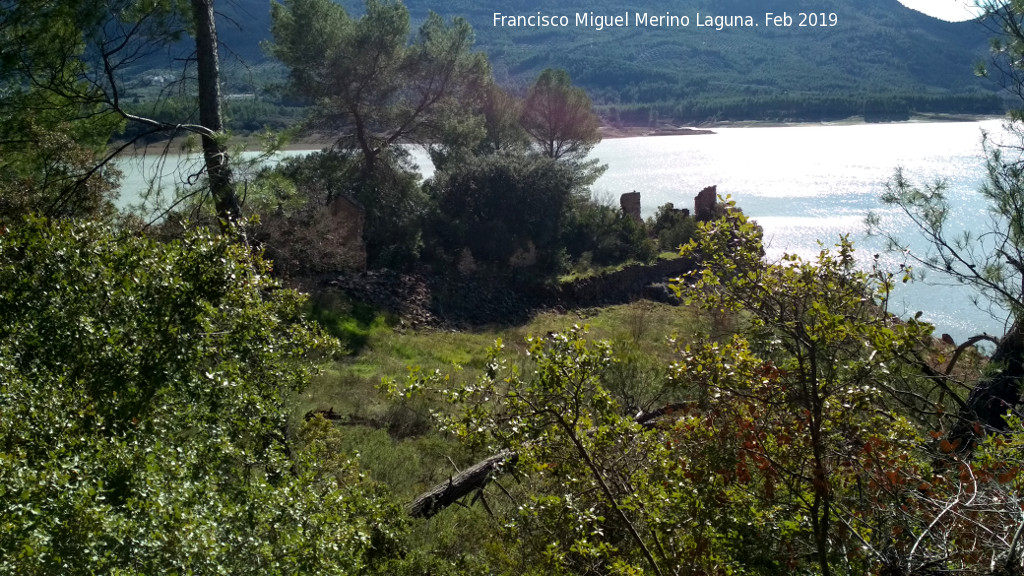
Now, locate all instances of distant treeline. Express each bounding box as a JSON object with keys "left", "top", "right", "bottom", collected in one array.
[
  {"left": 600, "top": 92, "right": 1007, "bottom": 125},
  {"left": 120, "top": 98, "right": 309, "bottom": 141},
  {"left": 120, "top": 91, "right": 1003, "bottom": 139}
]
